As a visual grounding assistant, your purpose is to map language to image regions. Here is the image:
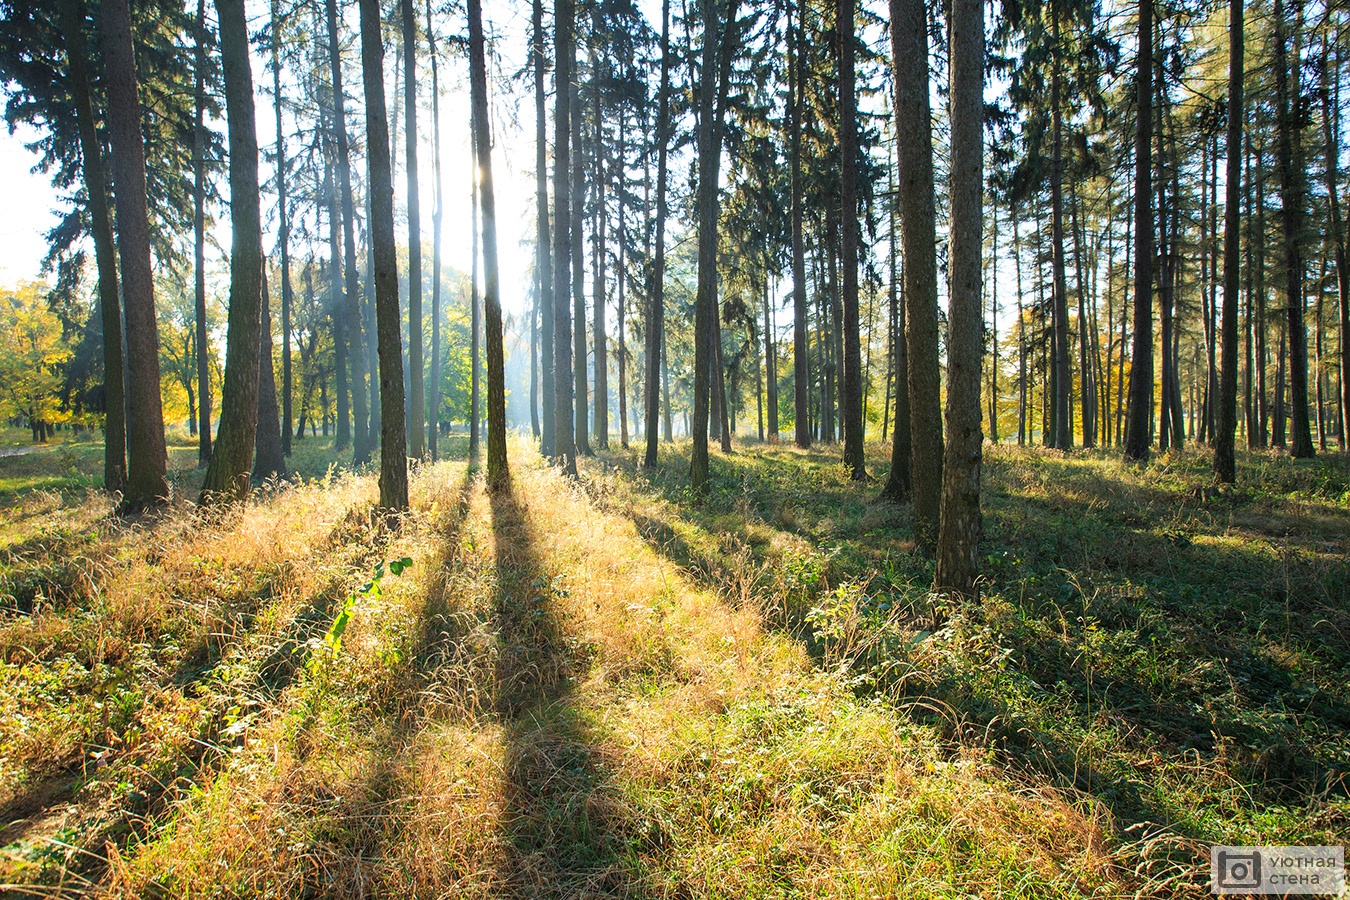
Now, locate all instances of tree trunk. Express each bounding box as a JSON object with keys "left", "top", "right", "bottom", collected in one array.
[
  {"left": 365, "top": 199, "right": 380, "bottom": 444},
  {"left": 403, "top": 0, "right": 425, "bottom": 459},
  {"left": 989, "top": 200, "right": 999, "bottom": 443},
  {"left": 1256, "top": 150, "right": 1269, "bottom": 448},
  {"left": 324, "top": 162, "right": 347, "bottom": 449},
  {"left": 824, "top": 220, "right": 838, "bottom": 443},
  {"left": 765, "top": 266, "right": 779, "bottom": 441},
  {"left": 1117, "top": 222, "right": 1130, "bottom": 444},
  {"left": 1206, "top": 131, "right": 1220, "bottom": 442},
  {"left": 662, "top": 326, "right": 673, "bottom": 441},
  {"left": 102, "top": 0, "right": 169, "bottom": 510},
  {"left": 616, "top": 119, "right": 629, "bottom": 449},
  {"left": 358, "top": 0, "right": 408, "bottom": 511},
  {"left": 470, "top": 170, "right": 481, "bottom": 458},
  {"left": 1321, "top": 30, "right": 1350, "bottom": 451},
  {"left": 1215, "top": 0, "right": 1242, "bottom": 483},
  {"left": 272, "top": 0, "right": 293, "bottom": 458},
  {"left": 1272, "top": 0, "right": 1315, "bottom": 457},
  {"left": 254, "top": 274, "right": 286, "bottom": 480},
  {"left": 936, "top": 0, "right": 983, "bottom": 597},
  {"left": 885, "top": 0, "right": 942, "bottom": 553},
  {"left": 201, "top": 0, "right": 263, "bottom": 503},
  {"left": 1071, "top": 188, "right": 1095, "bottom": 448},
  {"left": 1124, "top": 0, "right": 1155, "bottom": 462},
  {"left": 1316, "top": 252, "right": 1327, "bottom": 450},
  {"left": 1244, "top": 136, "right": 1257, "bottom": 448},
  {"left": 790, "top": 0, "right": 810, "bottom": 449},
  {"left": 468, "top": 0, "right": 507, "bottom": 488},
  {"left": 572, "top": 72, "right": 591, "bottom": 459},
  {"left": 532, "top": 260, "right": 541, "bottom": 439},
  {"left": 714, "top": 301, "right": 731, "bottom": 450},
  {"left": 428, "top": 0, "right": 443, "bottom": 460},
  {"left": 193, "top": 0, "right": 212, "bottom": 466},
  {"left": 1015, "top": 203, "right": 1028, "bottom": 445},
  {"left": 691, "top": 0, "right": 727, "bottom": 493},
  {"left": 643, "top": 0, "right": 671, "bottom": 466},
  {"left": 536, "top": 0, "right": 555, "bottom": 459},
  {"left": 325, "top": 0, "right": 369, "bottom": 463},
  {"left": 1049, "top": 11, "right": 1072, "bottom": 451},
  {"left": 1274, "top": 318, "right": 1286, "bottom": 446},
  {"left": 553, "top": 0, "right": 578, "bottom": 475},
  {"left": 59, "top": 0, "right": 125, "bottom": 493},
  {"left": 592, "top": 69, "right": 609, "bottom": 451},
  {"left": 838, "top": 0, "right": 864, "bottom": 479},
  {"left": 884, "top": 126, "right": 911, "bottom": 497}
]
